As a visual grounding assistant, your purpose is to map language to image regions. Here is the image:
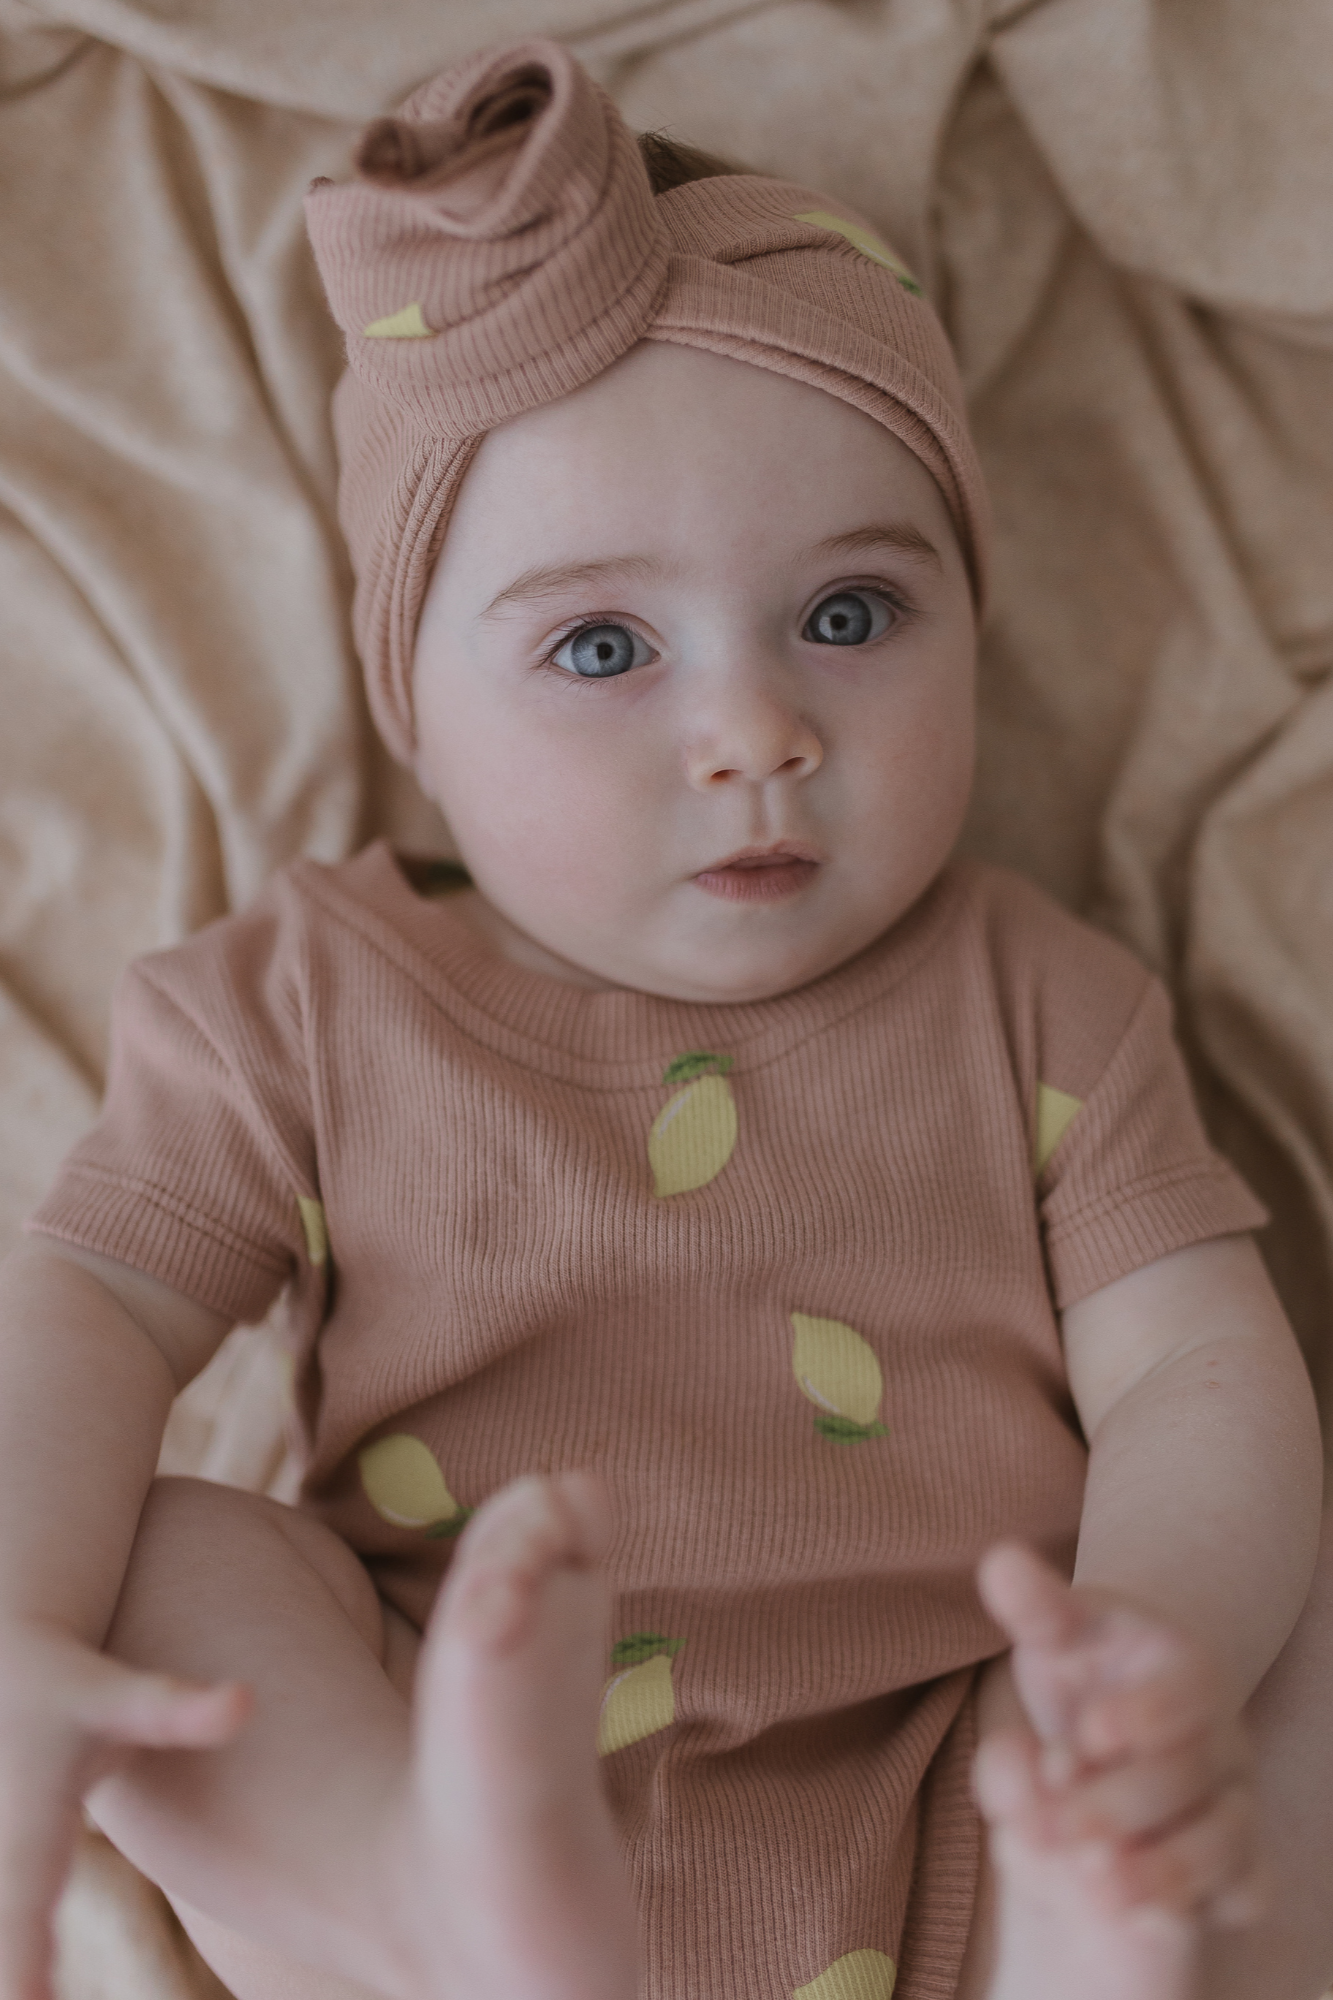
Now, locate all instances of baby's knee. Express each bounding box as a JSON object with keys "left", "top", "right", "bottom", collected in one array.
[{"left": 120, "top": 1477, "right": 386, "bottom": 1663}]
